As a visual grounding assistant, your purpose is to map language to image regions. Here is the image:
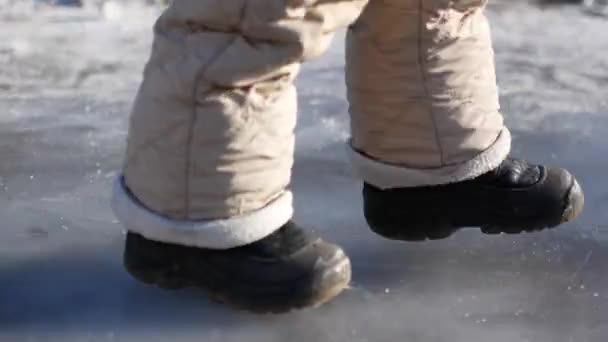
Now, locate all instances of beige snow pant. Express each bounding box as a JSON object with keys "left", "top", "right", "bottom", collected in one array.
[{"left": 112, "top": 0, "right": 511, "bottom": 249}]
